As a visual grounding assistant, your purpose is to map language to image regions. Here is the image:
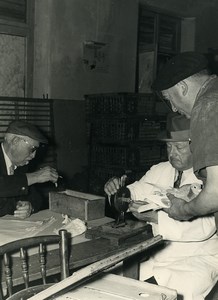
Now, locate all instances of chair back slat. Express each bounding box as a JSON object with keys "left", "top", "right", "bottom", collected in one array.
[
  {"left": 0, "top": 230, "right": 69, "bottom": 299},
  {"left": 3, "top": 254, "right": 12, "bottom": 297},
  {"left": 0, "top": 236, "right": 60, "bottom": 256},
  {"left": 39, "top": 243, "right": 47, "bottom": 284},
  {"left": 20, "top": 248, "right": 29, "bottom": 289},
  {"left": 59, "top": 229, "right": 69, "bottom": 280}
]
